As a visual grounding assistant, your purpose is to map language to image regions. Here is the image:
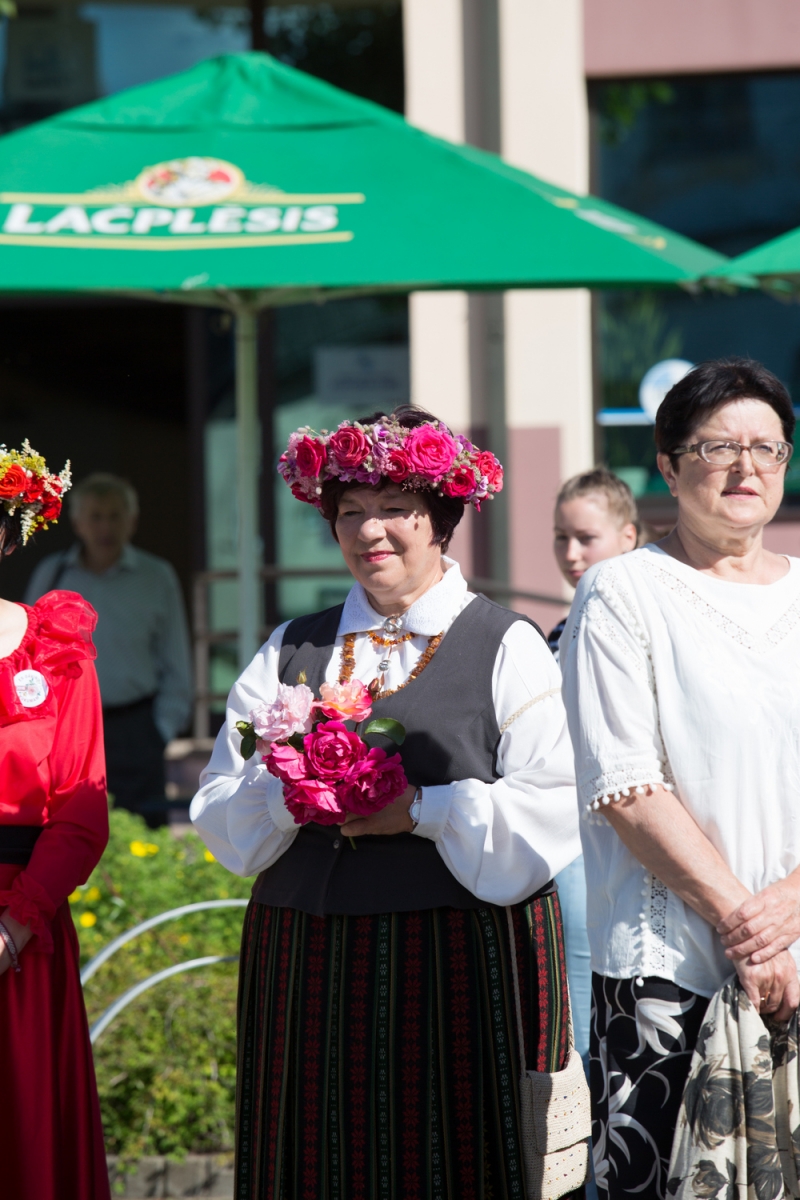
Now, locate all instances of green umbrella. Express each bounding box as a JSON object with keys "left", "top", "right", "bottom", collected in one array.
[
  {"left": 709, "top": 228, "right": 800, "bottom": 289},
  {"left": 0, "top": 52, "right": 728, "bottom": 660}
]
